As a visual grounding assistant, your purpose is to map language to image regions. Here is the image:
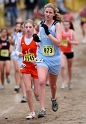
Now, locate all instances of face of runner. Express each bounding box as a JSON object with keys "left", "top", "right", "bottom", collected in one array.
[
  {"left": 24, "top": 22, "right": 34, "bottom": 38},
  {"left": 1, "top": 29, "right": 8, "bottom": 38},
  {"left": 63, "top": 22, "right": 70, "bottom": 31},
  {"left": 44, "top": 7, "right": 55, "bottom": 21},
  {"left": 15, "top": 23, "right": 21, "bottom": 32}
]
